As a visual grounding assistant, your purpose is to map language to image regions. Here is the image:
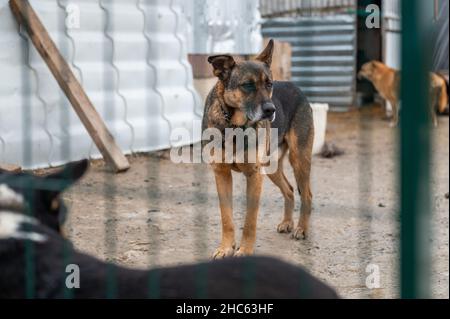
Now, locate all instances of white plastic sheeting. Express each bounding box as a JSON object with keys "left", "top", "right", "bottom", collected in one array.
[
  {"left": 0, "top": 0, "right": 202, "bottom": 169},
  {"left": 176, "top": 0, "right": 263, "bottom": 54},
  {"left": 382, "top": 0, "right": 401, "bottom": 69}
]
